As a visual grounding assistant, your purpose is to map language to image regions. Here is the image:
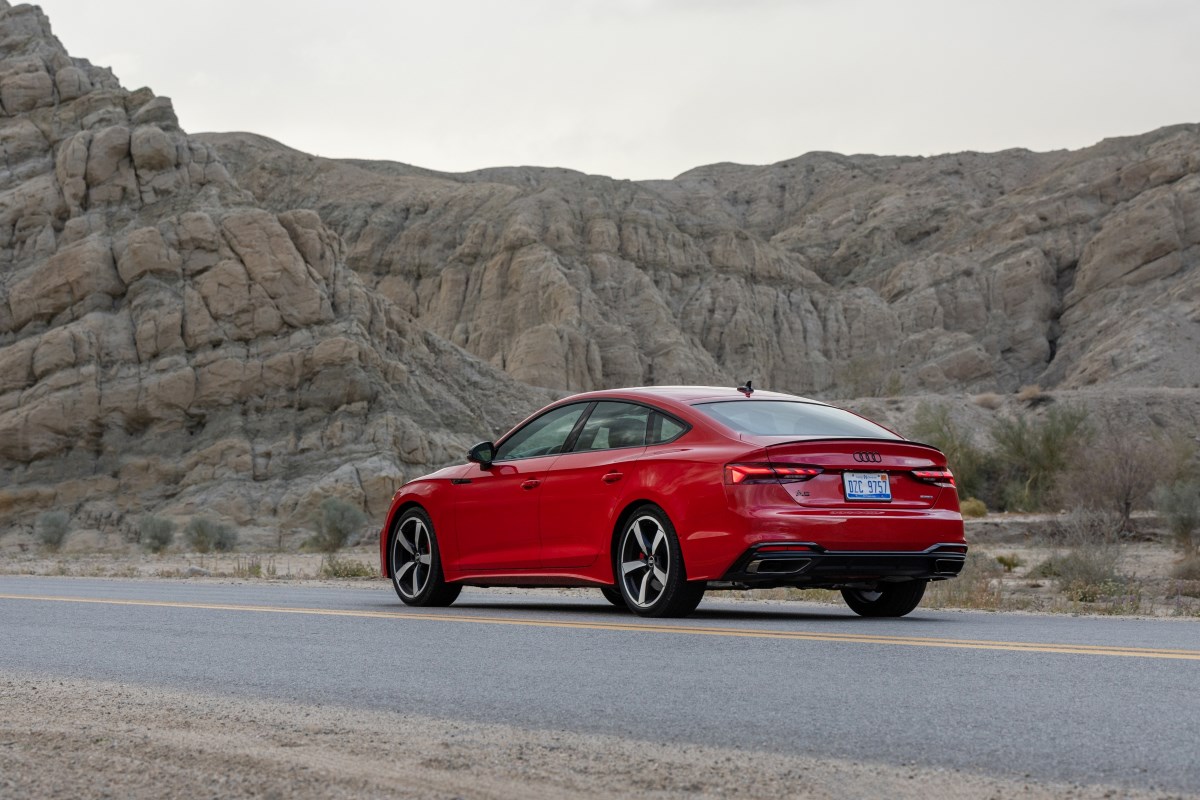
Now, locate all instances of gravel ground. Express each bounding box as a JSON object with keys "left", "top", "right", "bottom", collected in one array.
[{"left": 1, "top": 675, "right": 1191, "bottom": 799}]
